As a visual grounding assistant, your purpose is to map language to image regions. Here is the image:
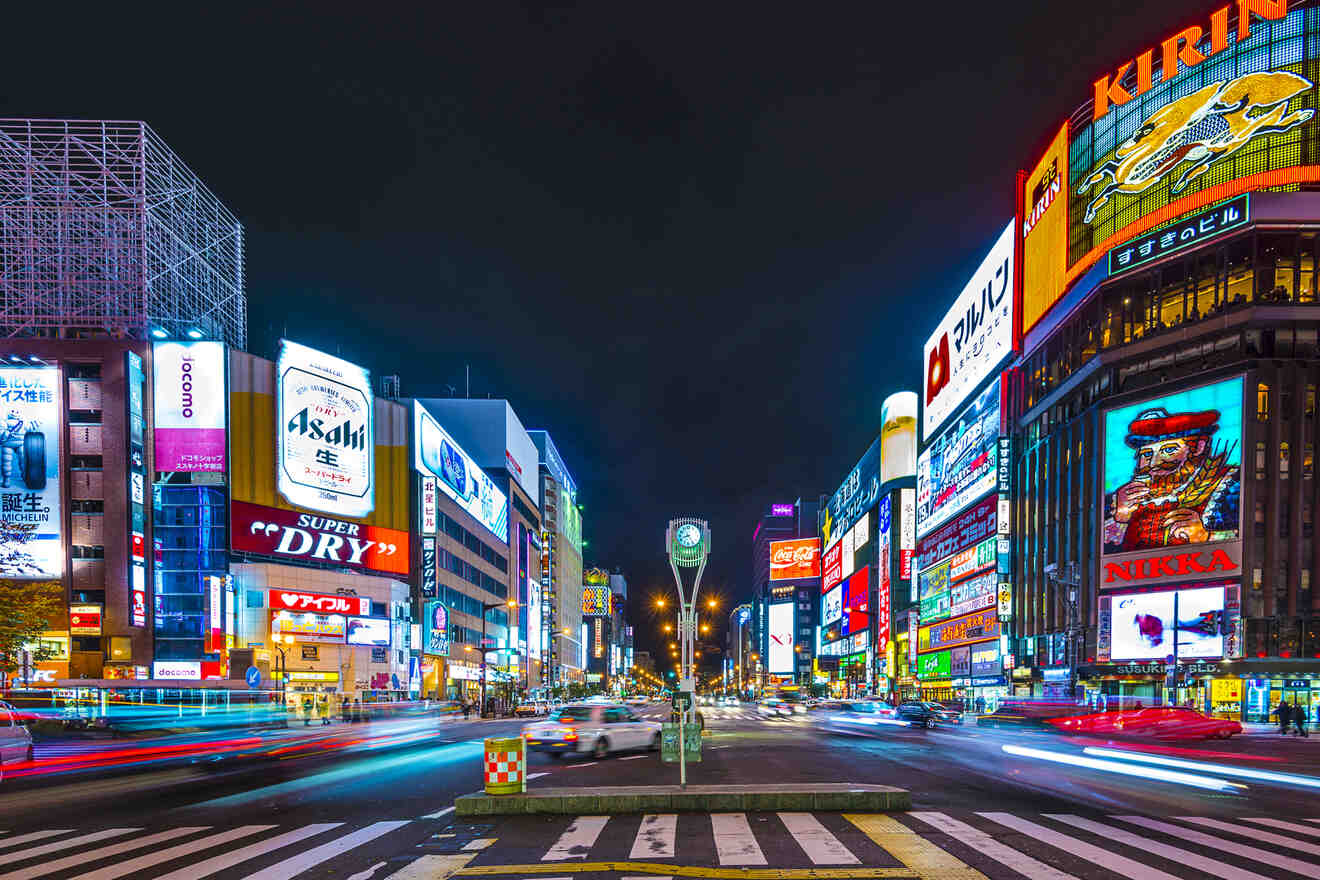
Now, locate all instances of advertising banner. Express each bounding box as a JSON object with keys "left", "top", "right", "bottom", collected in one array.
[
  {"left": 1108, "top": 196, "right": 1248, "bottom": 277},
  {"left": 880, "top": 392, "right": 918, "bottom": 483},
  {"left": 0, "top": 366, "right": 62, "bottom": 579},
  {"left": 770, "top": 537, "right": 821, "bottom": 580},
  {"left": 841, "top": 568, "right": 869, "bottom": 637},
  {"left": 414, "top": 403, "right": 508, "bottom": 542},
  {"left": 424, "top": 601, "right": 449, "bottom": 655},
  {"left": 421, "top": 476, "right": 438, "bottom": 534},
  {"left": 970, "top": 641, "right": 1000, "bottom": 677},
  {"left": 1109, "top": 583, "right": 1226, "bottom": 660},
  {"left": 421, "top": 536, "right": 437, "bottom": 598},
  {"left": 821, "top": 436, "right": 881, "bottom": 549},
  {"left": 152, "top": 340, "right": 226, "bottom": 472},
  {"left": 768, "top": 602, "right": 795, "bottom": 673},
  {"left": 822, "top": 584, "right": 843, "bottom": 626},
  {"left": 876, "top": 562, "right": 891, "bottom": 658},
  {"left": 346, "top": 616, "right": 391, "bottom": 646},
  {"left": 528, "top": 577, "right": 542, "bottom": 660},
  {"left": 1020, "top": 123, "right": 1069, "bottom": 336},
  {"left": 271, "top": 611, "right": 346, "bottom": 642},
  {"left": 1101, "top": 376, "right": 1242, "bottom": 589},
  {"left": 923, "top": 222, "right": 1015, "bottom": 440},
  {"left": 918, "top": 649, "right": 951, "bottom": 679},
  {"left": 822, "top": 541, "right": 843, "bottom": 593},
  {"left": 582, "top": 585, "right": 611, "bottom": 616},
  {"left": 899, "top": 488, "right": 915, "bottom": 582},
  {"left": 269, "top": 589, "right": 370, "bottom": 616},
  {"left": 69, "top": 605, "right": 102, "bottom": 636},
  {"left": 126, "top": 351, "right": 148, "bottom": 629},
  {"left": 877, "top": 496, "right": 892, "bottom": 597},
  {"left": 276, "top": 340, "right": 374, "bottom": 518},
  {"left": 233, "top": 500, "right": 407, "bottom": 576},
  {"left": 920, "top": 607, "right": 1000, "bottom": 652},
  {"left": 950, "top": 645, "right": 970, "bottom": 677},
  {"left": 950, "top": 570, "right": 997, "bottom": 618},
  {"left": 917, "top": 378, "right": 1000, "bottom": 538},
  {"left": 914, "top": 495, "right": 997, "bottom": 574}
]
